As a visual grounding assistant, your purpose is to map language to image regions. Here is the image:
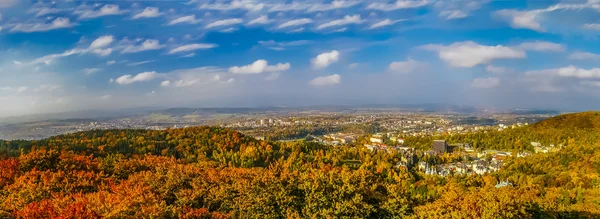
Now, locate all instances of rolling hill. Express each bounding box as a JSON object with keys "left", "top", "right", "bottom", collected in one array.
[{"left": 532, "top": 111, "right": 600, "bottom": 130}]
